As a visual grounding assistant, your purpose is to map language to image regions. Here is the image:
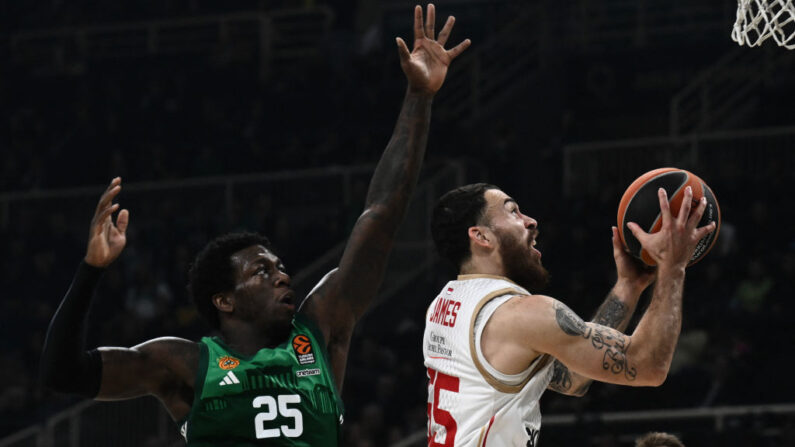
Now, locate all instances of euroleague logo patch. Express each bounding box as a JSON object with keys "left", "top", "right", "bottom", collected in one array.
[
  {"left": 218, "top": 356, "right": 240, "bottom": 370},
  {"left": 292, "top": 335, "right": 316, "bottom": 365}
]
